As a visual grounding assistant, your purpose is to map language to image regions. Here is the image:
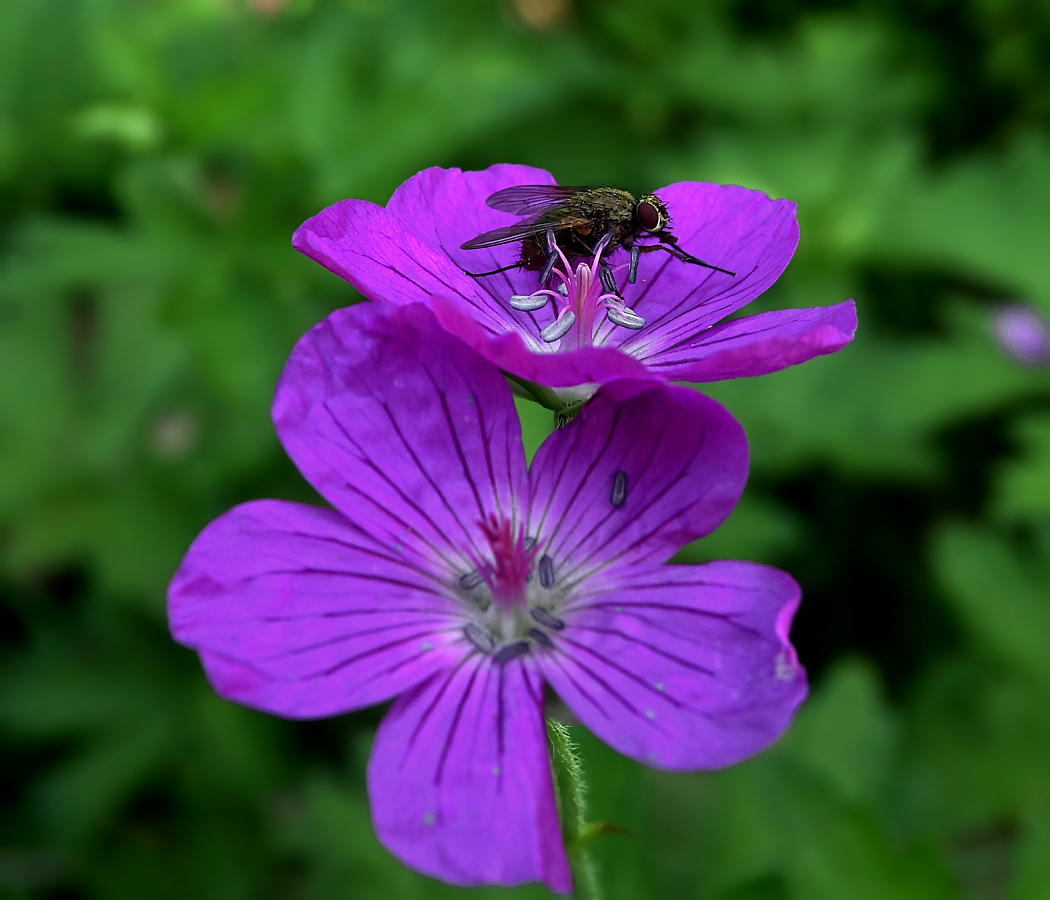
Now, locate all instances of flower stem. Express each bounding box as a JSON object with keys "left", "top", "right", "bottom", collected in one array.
[
  {"left": 547, "top": 719, "right": 600, "bottom": 900},
  {"left": 502, "top": 373, "right": 593, "bottom": 424},
  {"left": 503, "top": 373, "right": 565, "bottom": 412}
]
